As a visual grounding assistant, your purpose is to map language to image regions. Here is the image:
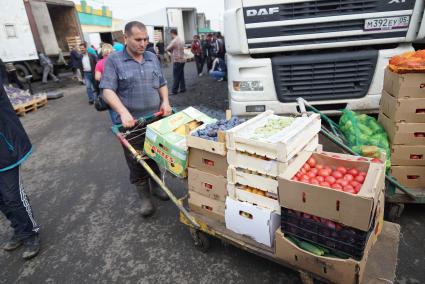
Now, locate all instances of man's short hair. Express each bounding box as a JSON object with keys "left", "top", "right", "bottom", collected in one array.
[
  {"left": 125, "top": 21, "right": 147, "bottom": 35},
  {"left": 170, "top": 29, "right": 178, "bottom": 35},
  {"left": 79, "top": 42, "right": 87, "bottom": 48}
]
